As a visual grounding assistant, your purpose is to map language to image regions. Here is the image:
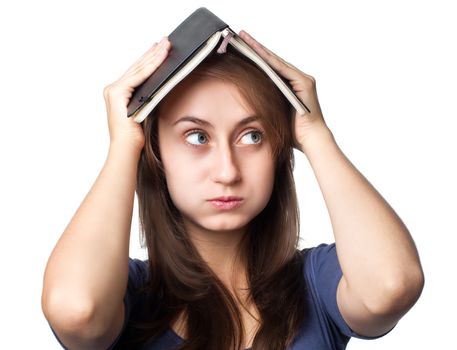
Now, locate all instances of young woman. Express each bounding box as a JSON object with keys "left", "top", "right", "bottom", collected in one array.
[{"left": 42, "top": 30, "right": 424, "bottom": 350}]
